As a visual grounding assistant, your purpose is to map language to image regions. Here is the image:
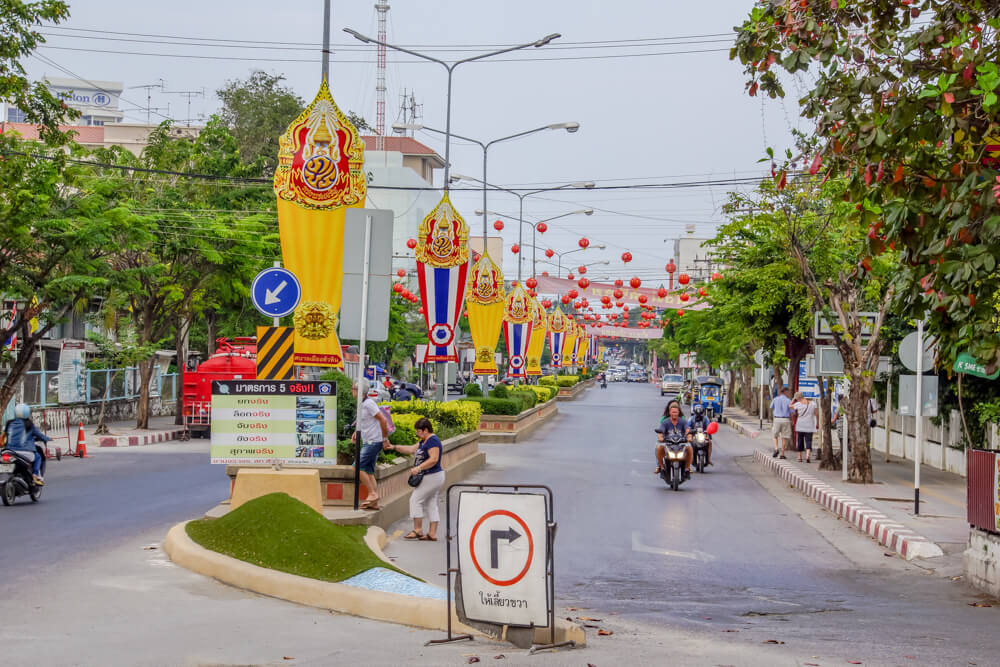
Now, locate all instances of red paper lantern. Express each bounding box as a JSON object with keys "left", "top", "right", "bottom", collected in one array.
[
  {"left": 567, "top": 274, "right": 575, "bottom": 282},
  {"left": 525, "top": 277, "right": 538, "bottom": 289},
  {"left": 613, "top": 289, "right": 623, "bottom": 299},
  {"left": 473, "top": 253, "right": 481, "bottom": 262},
  {"left": 621, "top": 251, "right": 632, "bottom": 263},
  {"left": 676, "top": 309, "right": 685, "bottom": 317},
  {"left": 545, "top": 249, "right": 555, "bottom": 258},
  {"left": 614, "top": 279, "right": 624, "bottom": 288},
  {"left": 511, "top": 244, "right": 520, "bottom": 254},
  {"left": 561, "top": 295, "right": 571, "bottom": 305},
  {"left": 418, "top": 306, "right": 425, "bottom": 315},
  {"left": 698, "top": 287, "right": 707, "bottom": 297},
  {"left": 537, "top": 222, "right": 548, "bottom": 234},
  {"left": 568, "top": 289, "right": 579, "bottom": 299},
  {"left": 665, "top": 259, "right": 676, "bottom": 274},
  {"left": 623, "top": 306, "right": 629, "bottom": 312},
  {"left": 493, "top": 220, "right": 504, "bottom": 231},
  {"left": 578, "top": 266, "right": 587, "bottom": 275},
  {"left": 615, "top": 300, "right": 624, "bottom": 308},
  {"left": 400, "top": 289, "right": 411, "bottom": 299},
  {"left": 630, "top": 277, "right": 641, "bottom": 289},
  {"left": 678, "top": 273, "right": 690, "bottom": 285},
  {"left": 680, "top": 293, "right": 690, "bottom": 302},
  {"left": 529, "top": 289, "right": 537, "bottom": 297},
  {"left": 578, "top": 237, "right": 590, "bottom": 249},
  {"left": 638, "top": 294, "right": 648, "bottom": 304},
  {"left": 578, "top": 278, "right": 590, "bottom": 289},
  {"left": 601, "top": 295, "right": 611, "bottom": 305},
  {"left": 396, "top": 268, "right": 406, "bottom": 278},
  {"left": 406, "top": 238, "right": 417, "bottom": 250},
  {"left": 541, "top": 299, "right": 552, "bottom": 308},
  {"left": 393, "top": 283, "right": 403, "bottom": 293},
  {"left": 574, "top": 301, "right": 581, "bottom": 309},
  {"left": 657, "top": 287, "right": 667, "bottom": 298}
]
